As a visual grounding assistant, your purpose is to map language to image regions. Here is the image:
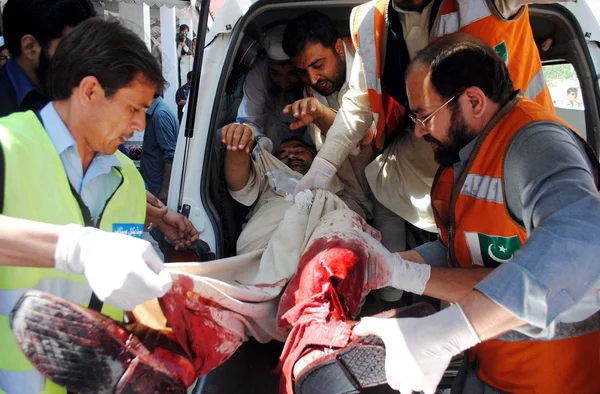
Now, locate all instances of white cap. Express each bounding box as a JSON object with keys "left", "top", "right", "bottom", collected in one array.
[
  {"left": 264, "top": 25, "right": 289, "bottom": 62},
  {"left": 0, "top": 36, "right": 5, "bottom": 48}
]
